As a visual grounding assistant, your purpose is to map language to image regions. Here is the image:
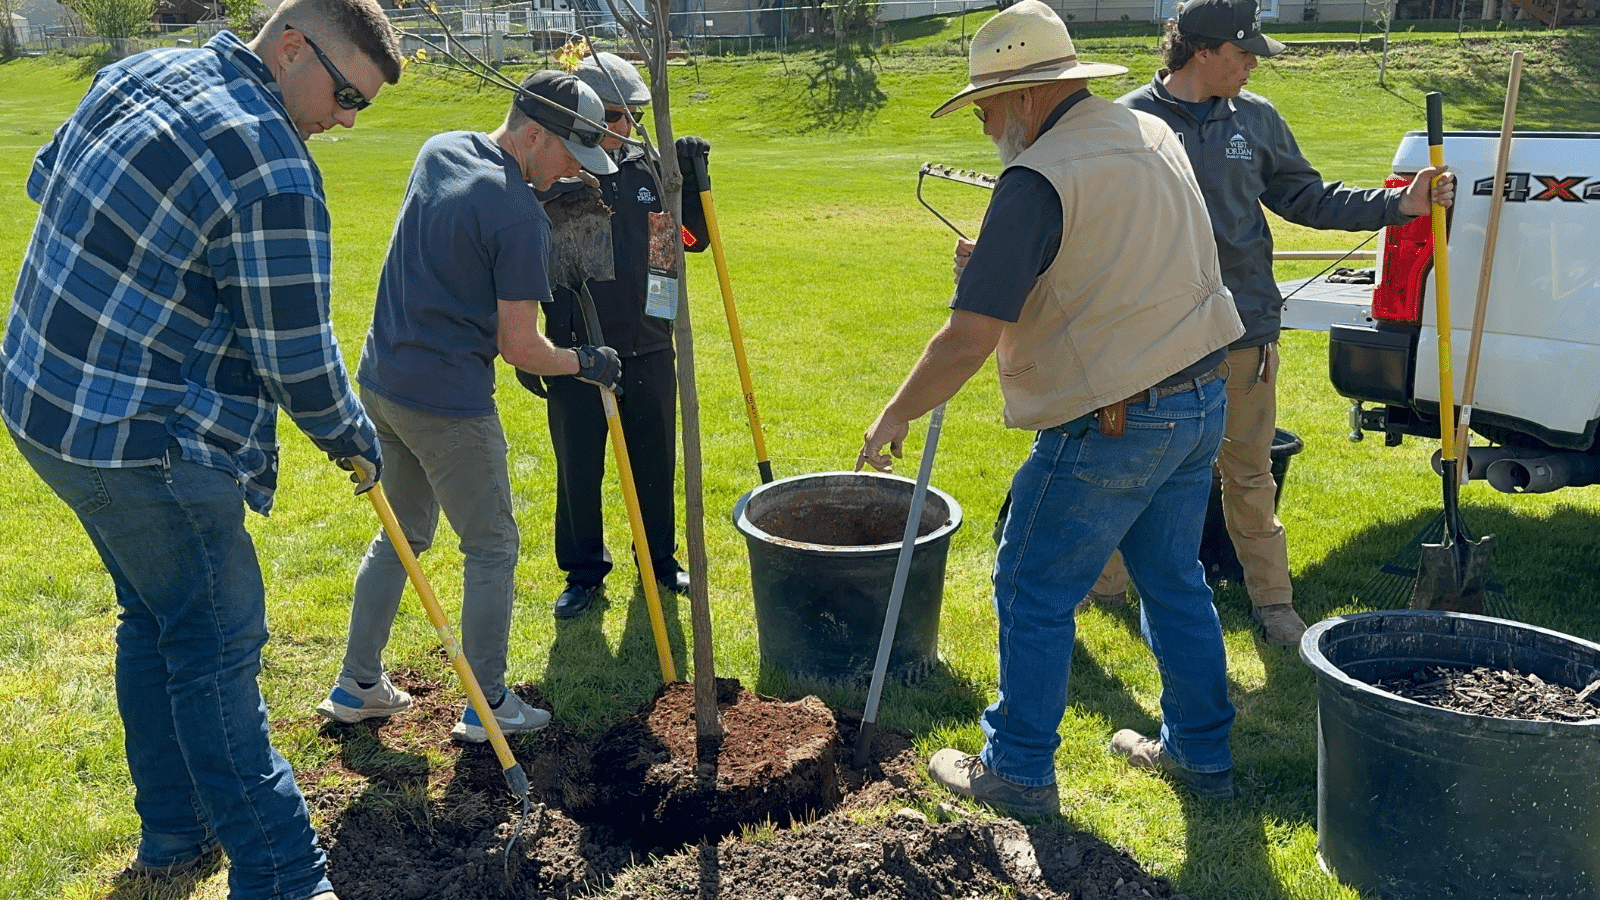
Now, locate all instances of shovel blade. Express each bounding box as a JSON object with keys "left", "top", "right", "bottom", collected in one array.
[{"left": 1410, "top": 533, "right": 1496, "bottom": 614}]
